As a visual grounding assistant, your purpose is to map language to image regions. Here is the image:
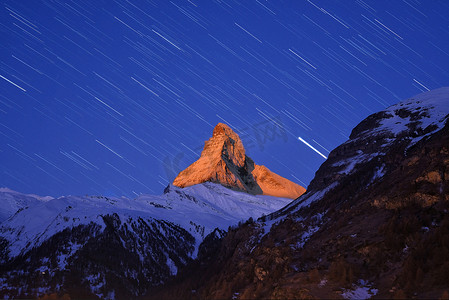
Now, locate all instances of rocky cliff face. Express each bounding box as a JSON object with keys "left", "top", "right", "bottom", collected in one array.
[
  {"left": 150, "top": 88, "right": 449, "bottom": 299},
  {"left": 173, "top": 123, "right": 305, "bottom": 199}
]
